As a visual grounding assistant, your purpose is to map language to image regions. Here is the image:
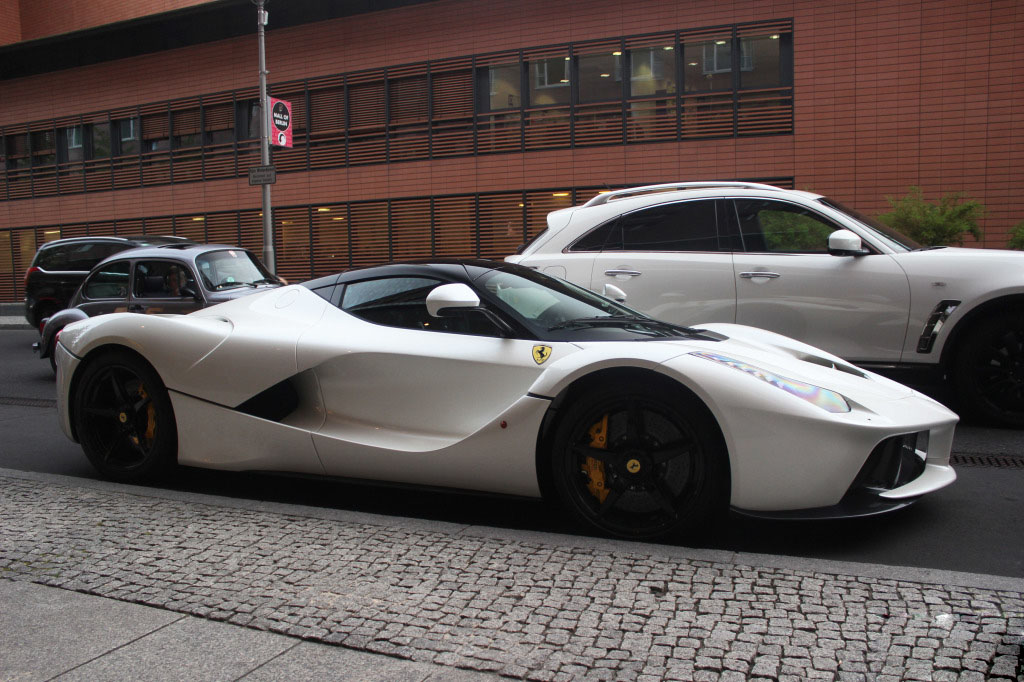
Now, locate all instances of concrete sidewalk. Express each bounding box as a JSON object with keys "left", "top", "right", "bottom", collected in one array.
[
  {"left": 1, "top": 580, "right": 495, "bottom": 682},
  {"left": 1, "top": 302, "right": 31, "bottom": 330},
  {"left": 1, "top": 467, "right": 1022, "bottom": 681}
]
